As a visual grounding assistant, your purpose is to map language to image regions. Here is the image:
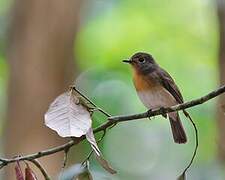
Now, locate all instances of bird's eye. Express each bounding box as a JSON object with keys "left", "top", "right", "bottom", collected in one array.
[{"left": 139, "top": 57, "right": 145, "bottom": 63}]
